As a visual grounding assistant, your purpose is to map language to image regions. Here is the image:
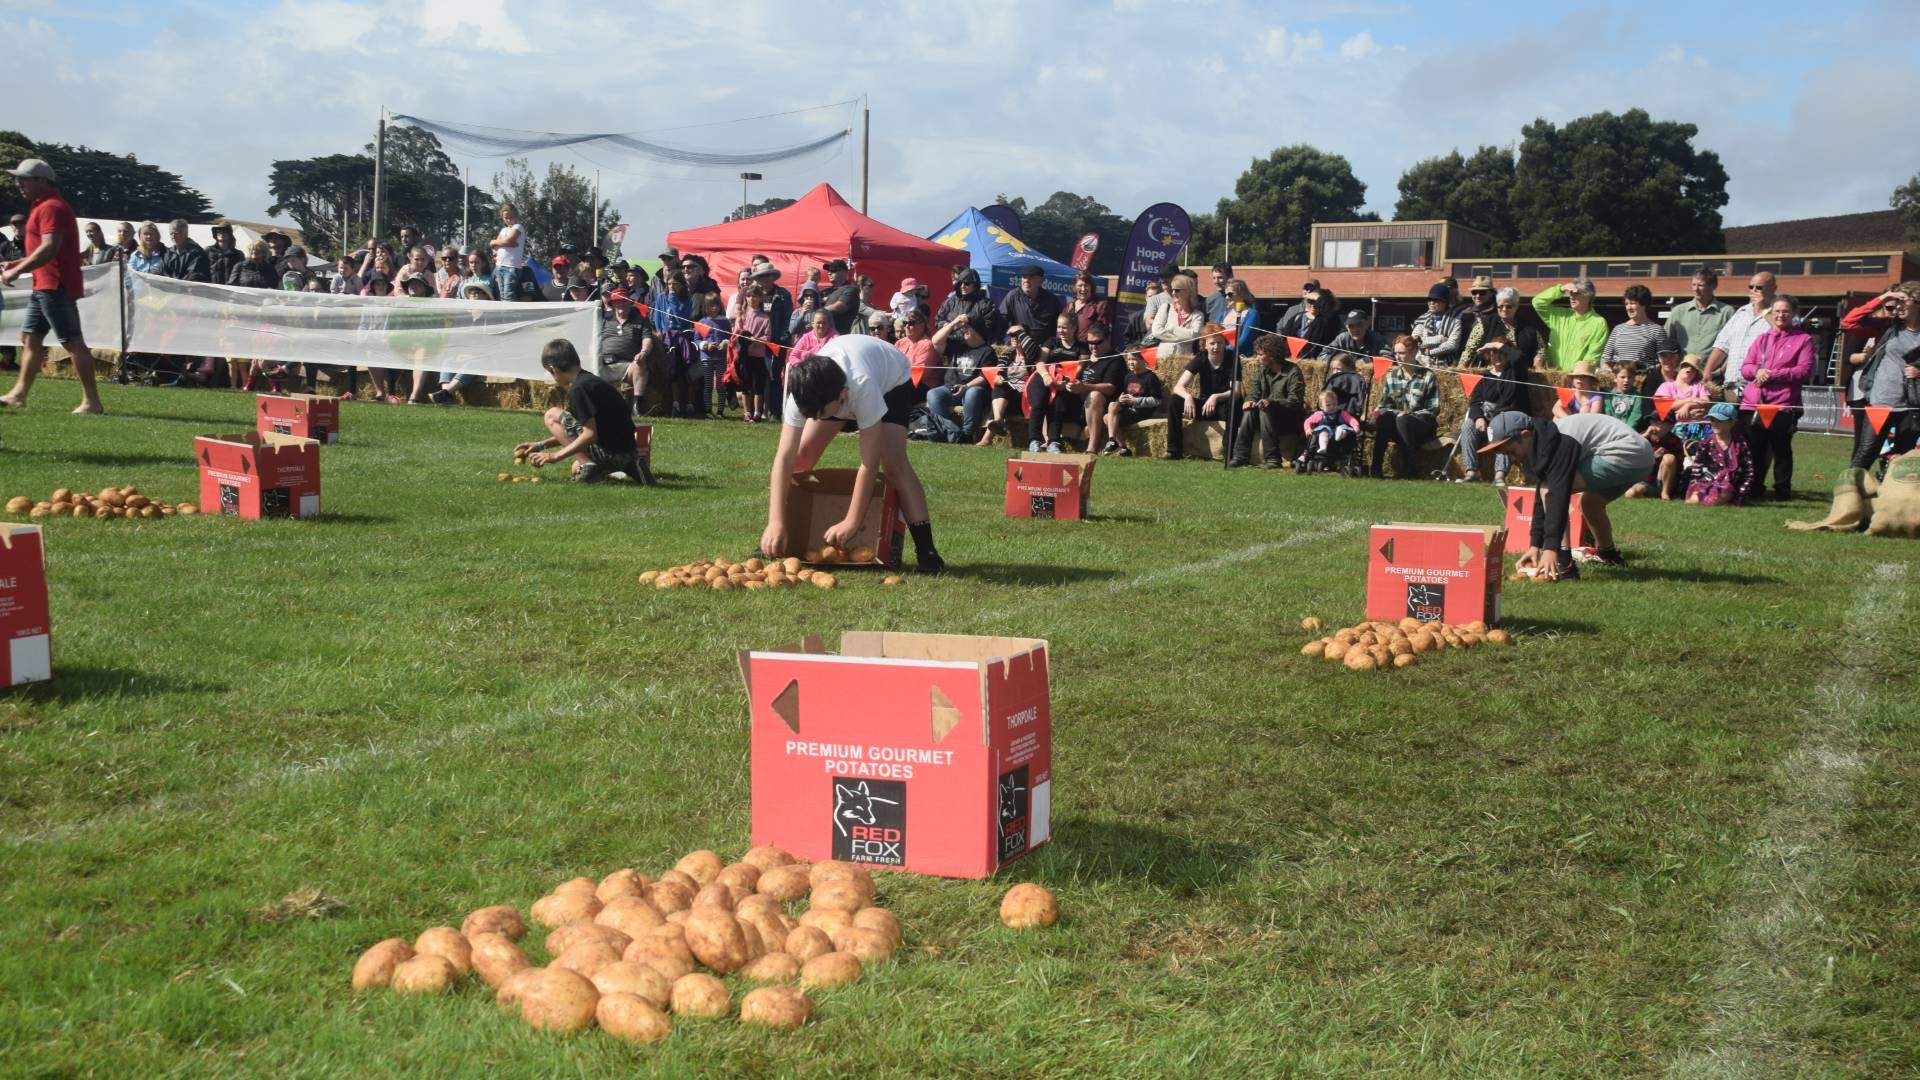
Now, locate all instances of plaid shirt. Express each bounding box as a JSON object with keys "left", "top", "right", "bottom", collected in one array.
[{"left": 1380, "top": 366, "right": 1439, "bottom": 417}]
